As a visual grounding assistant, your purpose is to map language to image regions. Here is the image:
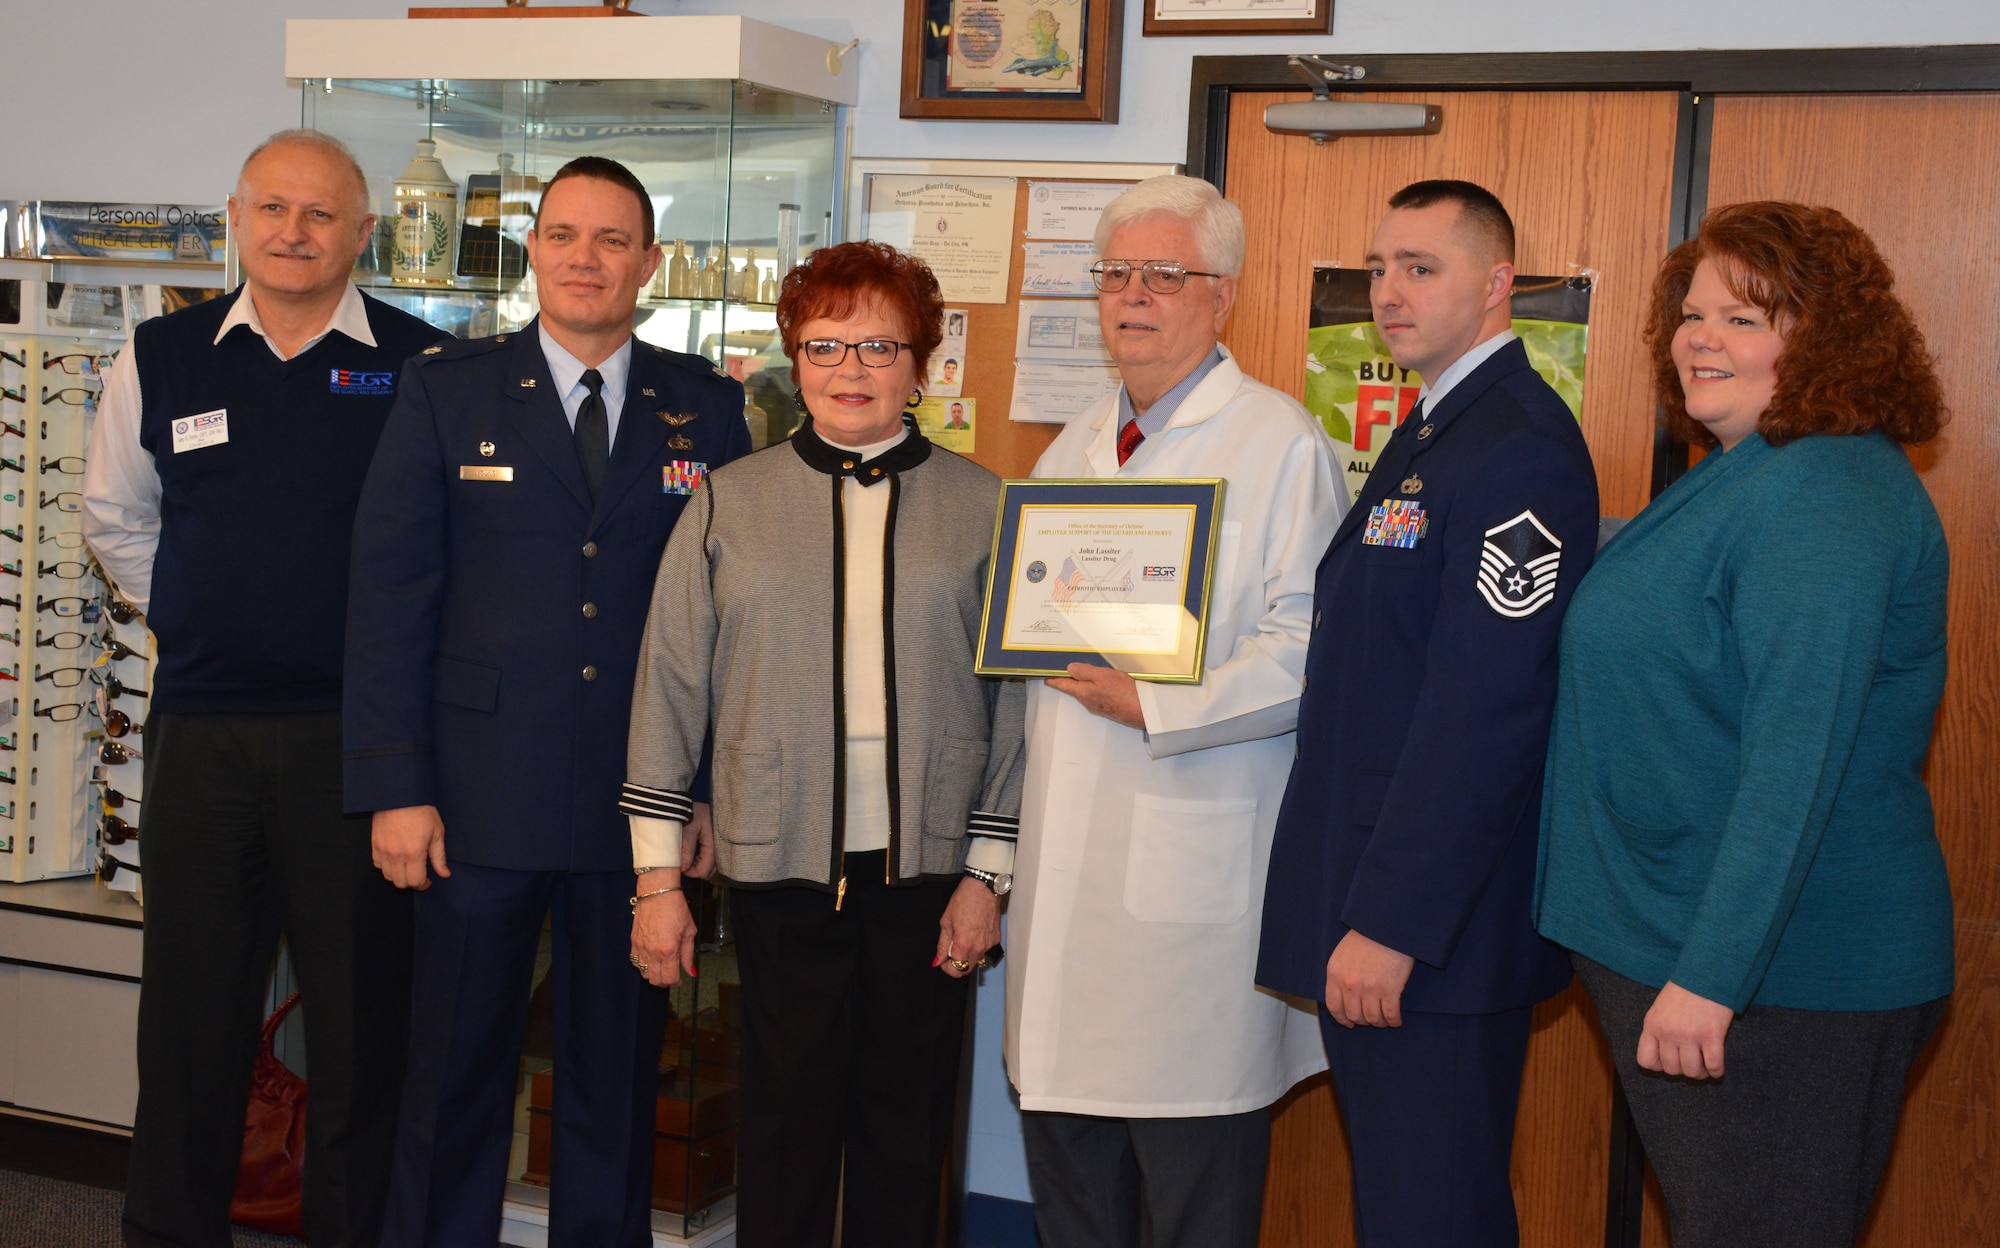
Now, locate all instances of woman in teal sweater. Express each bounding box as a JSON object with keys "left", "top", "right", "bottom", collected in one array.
[{"left": 1536, "top": 200, "right": 1953, "bottom": 1247}]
